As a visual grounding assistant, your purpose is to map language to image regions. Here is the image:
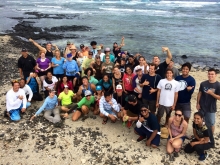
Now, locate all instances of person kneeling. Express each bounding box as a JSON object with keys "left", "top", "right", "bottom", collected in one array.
[
  {"left": 184, "top": 112, "right": 213, "bottom": 161},
  {"left": 30, "top": 89, "right": 61, "bottom": 123},
  {"left": 135, "top": 104, "right": 161, "bottom": 148},
  {"left": 99, "top": 91, "right": 121, "bottom": 124}
]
